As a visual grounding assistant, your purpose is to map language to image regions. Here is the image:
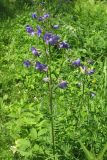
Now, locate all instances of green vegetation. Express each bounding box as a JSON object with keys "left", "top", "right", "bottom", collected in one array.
[{"left": 0, "top": 0, "right": 107, "bottom": 159}]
